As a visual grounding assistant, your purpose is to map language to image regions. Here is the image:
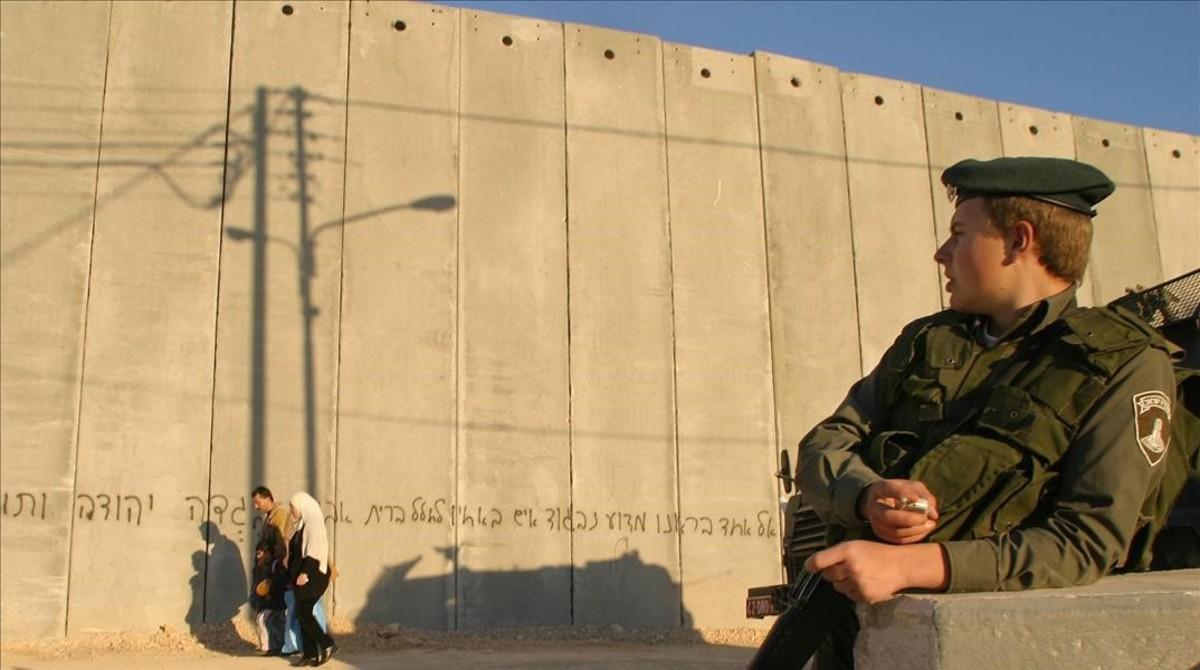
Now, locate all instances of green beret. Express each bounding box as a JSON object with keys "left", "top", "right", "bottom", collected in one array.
[{"left": 941, "top": 156, "right": 1115, "bottom": 217}]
